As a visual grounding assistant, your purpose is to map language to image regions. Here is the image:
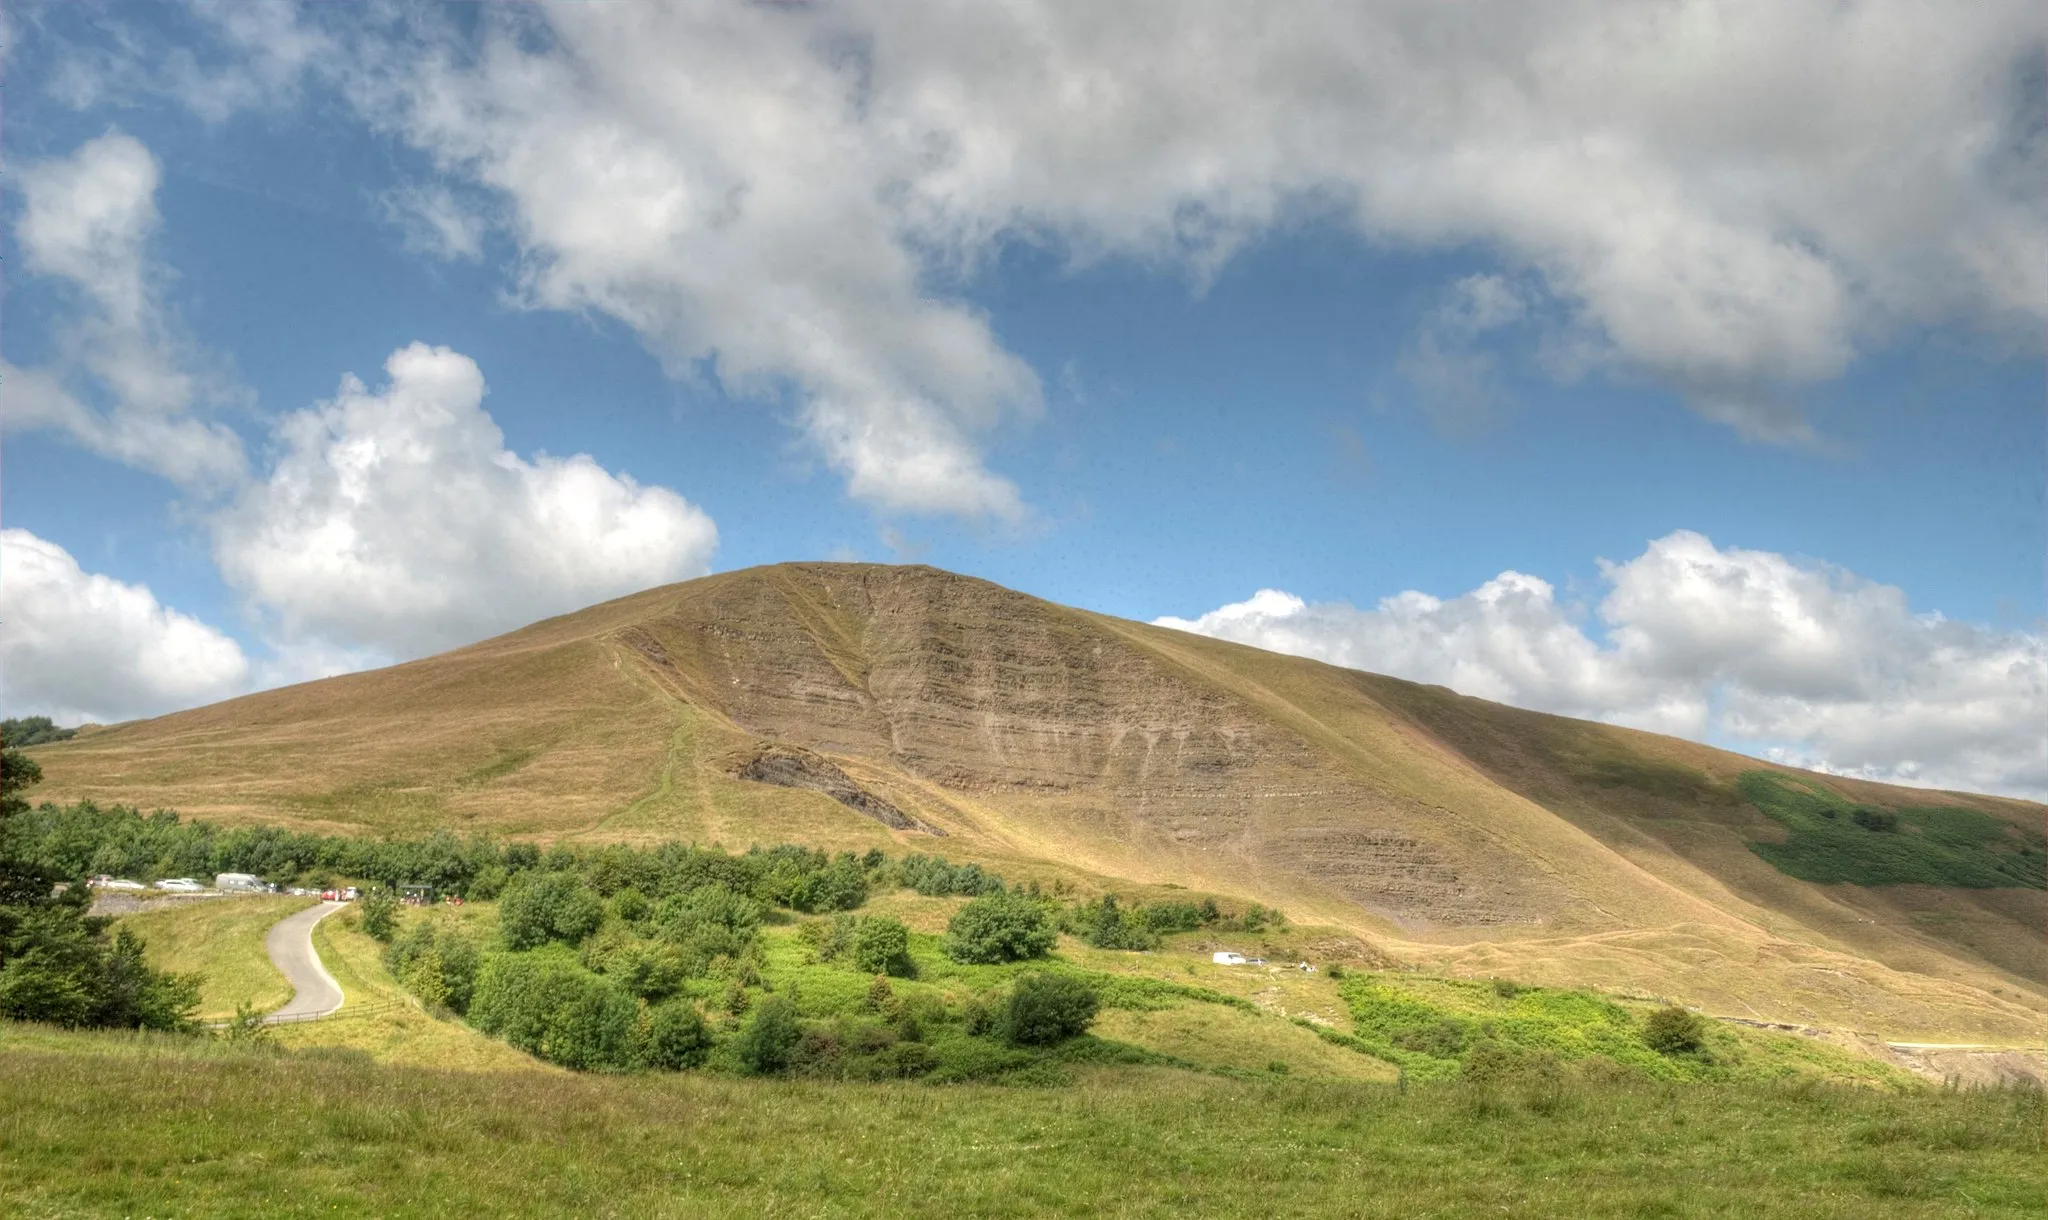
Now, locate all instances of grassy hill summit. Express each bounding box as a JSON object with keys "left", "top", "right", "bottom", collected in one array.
[{"left": 28, "top": 562, "right": 2047, "bottom": 1043}]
